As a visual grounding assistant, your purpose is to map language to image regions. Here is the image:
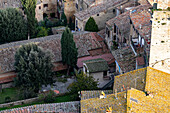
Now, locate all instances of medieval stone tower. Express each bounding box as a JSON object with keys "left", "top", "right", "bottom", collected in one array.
[{"left": 64, "top": 0, "right": 76, "bottom": 23}]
